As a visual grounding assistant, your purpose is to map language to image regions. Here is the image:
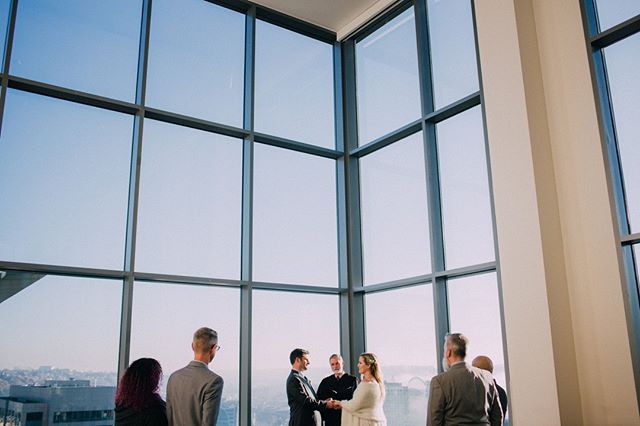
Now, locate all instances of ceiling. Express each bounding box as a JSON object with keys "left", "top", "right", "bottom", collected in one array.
[{"left": 250, "top": 0, "right": 398, "bottom": 39}]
